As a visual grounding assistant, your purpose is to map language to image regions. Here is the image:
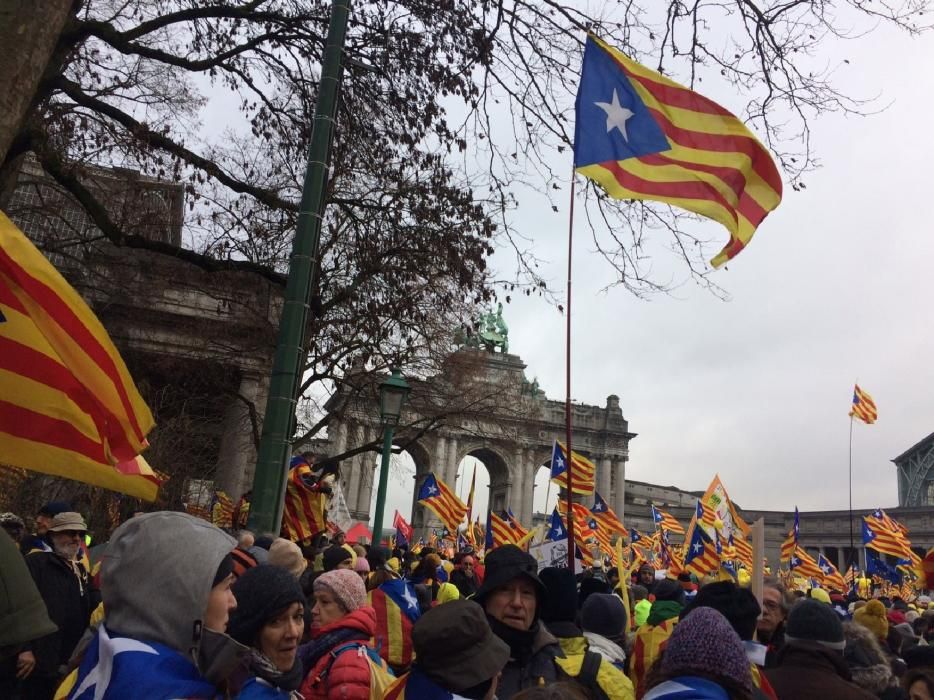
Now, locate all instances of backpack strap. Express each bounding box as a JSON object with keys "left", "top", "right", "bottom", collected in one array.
[
  {"left": 316, "top": 642, "right": 366, "bottom": 686},
  {"left": 577, "top": 651, "right": 611, "bottom": 700}
]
